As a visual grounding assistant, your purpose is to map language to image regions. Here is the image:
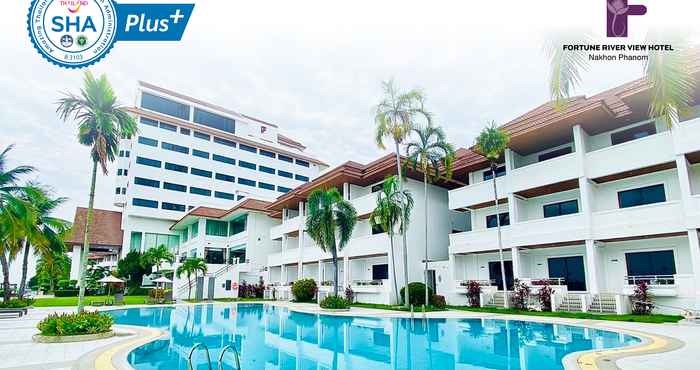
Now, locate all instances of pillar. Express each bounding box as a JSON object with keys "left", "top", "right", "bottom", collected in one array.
[
  {"left": 585, "top": 240, "right": 602, "bottom": 294},
  {"left": 70, "top": 245, "right": 82, "bottom": 280},
  {"left": 511, "top": 246, "right": 522, "bottom": 280},
  {"left": 343, "top": 256, "right": 350, "bottom": 288},
  {"left": 687, "top": 230, "right": 700, "bottom": 310}
]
